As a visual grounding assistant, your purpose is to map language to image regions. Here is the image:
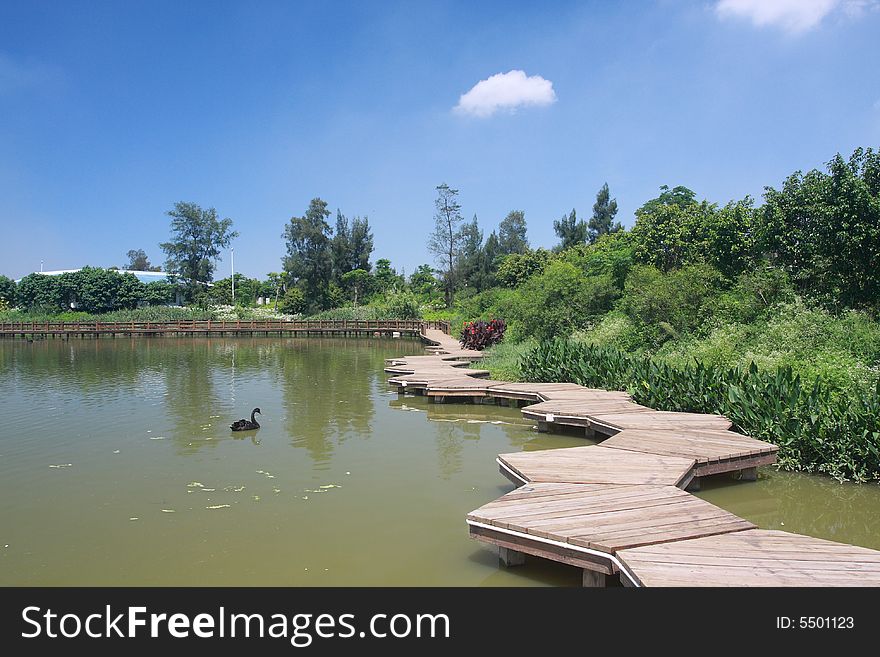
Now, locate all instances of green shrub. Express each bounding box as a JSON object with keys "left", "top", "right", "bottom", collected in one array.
[
  {"left": 381, "top": 290, "right": 421, "bottom": 319},
  {"left": 619, "top": 264, "right": 725, "bottom": 348},
  {"left": 279, "top": 287, "right": 306, "bottom": 315},
  {"left": 507, "top": 261, "right": 620, "bottom": 341},
  {"left": 495, "top": 249, "right": 555, "bottom": 288}
]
